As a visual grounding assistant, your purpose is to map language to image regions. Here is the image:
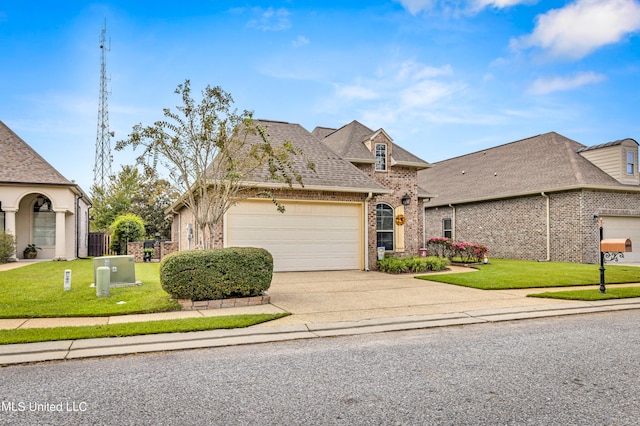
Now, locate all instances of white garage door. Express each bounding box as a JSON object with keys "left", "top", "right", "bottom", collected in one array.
[
  {"left": 603, "top": 216, "right": 640, "bottom": 263},
  {"left": 225, "top": 200, "right": 362, "bottom": 272}
]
